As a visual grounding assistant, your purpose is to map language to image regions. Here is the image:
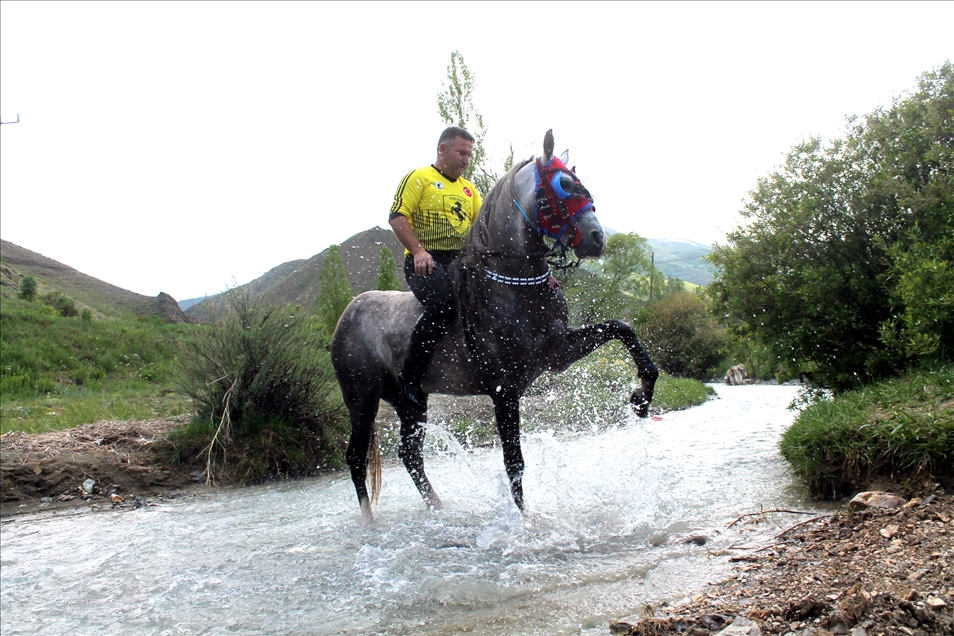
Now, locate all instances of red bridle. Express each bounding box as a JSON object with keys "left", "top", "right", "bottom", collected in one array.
[{"left": 534, "top": 157, "right": 595, "bottom": 249}]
